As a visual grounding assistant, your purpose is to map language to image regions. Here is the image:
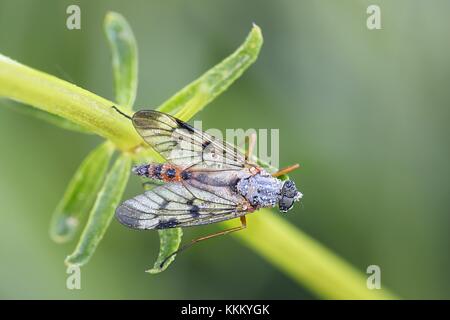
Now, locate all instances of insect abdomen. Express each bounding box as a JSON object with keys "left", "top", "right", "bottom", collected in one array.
[{"left": 143, "top": 163, "right": 182, "bottom": 182}]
